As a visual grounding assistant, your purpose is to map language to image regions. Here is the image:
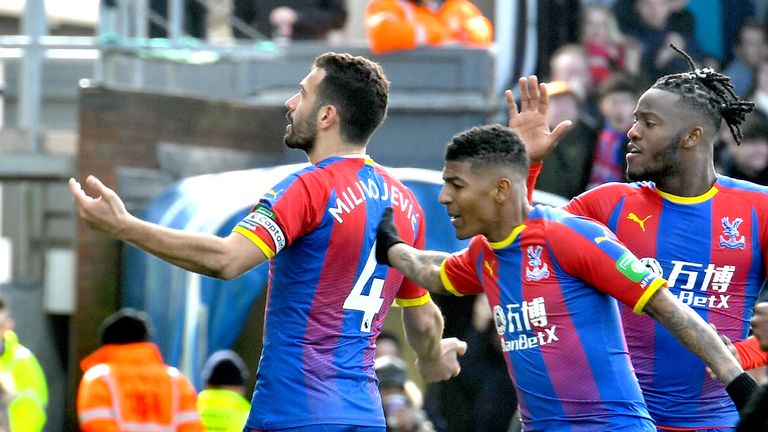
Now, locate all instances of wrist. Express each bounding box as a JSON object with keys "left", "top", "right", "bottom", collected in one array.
[{"left": 726, "top": 371, "right": 759, "bottom": 411}]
